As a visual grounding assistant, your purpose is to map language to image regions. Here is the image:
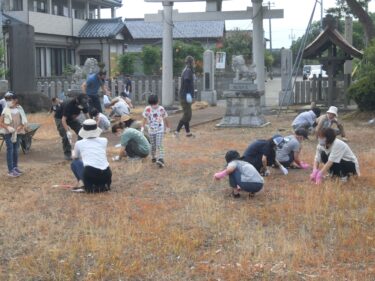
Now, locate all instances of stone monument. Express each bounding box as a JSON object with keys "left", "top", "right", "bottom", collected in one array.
[
  {"left": 279, "top": 48, "right": 293, "bottom": 106},
  {"left": 201, "top": 50, "right": 217, "bottom": 106},
  {"left": 67, "top": 58, "right": 99, "bottom": 97},
  {"left": 217, "top": 56, "right": 268, "bottom": 127}
]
